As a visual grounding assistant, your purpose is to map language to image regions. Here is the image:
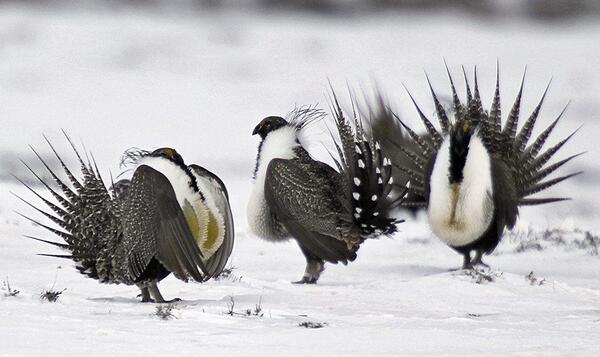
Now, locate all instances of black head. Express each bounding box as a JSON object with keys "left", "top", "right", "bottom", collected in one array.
[
  {"left": 252, "top": 116, "right": 289, "bottom": 139},
  {"left": 448, "top": 120, "right": 474, "bottom": 184},
  {"left": 151, "top": 147, "right": 185, "bottom": 166}
]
